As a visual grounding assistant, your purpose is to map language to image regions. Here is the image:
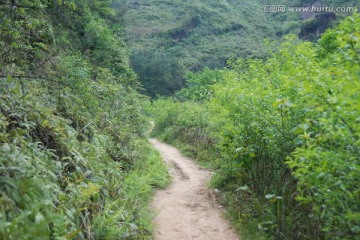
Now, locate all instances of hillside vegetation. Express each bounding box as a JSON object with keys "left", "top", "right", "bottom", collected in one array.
[
  {"left": 124, "top": 0, "right": 292, "bottom": 97},
  {"left": 0, "top": 0, "right": 169, "bottom": 239},
  {"left": 148, "top": 13, "right": 360, "bottom": 240},
  {"left": 125, "top": 0, "right": 280, "bottom": 68},
  {"left": 124, "top": 0, "right": 359, "bottom": 97}
]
